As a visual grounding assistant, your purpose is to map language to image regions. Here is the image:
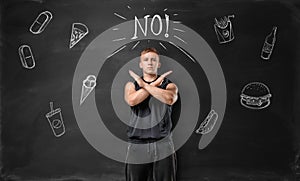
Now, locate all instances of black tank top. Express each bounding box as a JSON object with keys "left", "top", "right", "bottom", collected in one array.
[{"left": 127, "top": 76, "right": 173, "bottom": 142}]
